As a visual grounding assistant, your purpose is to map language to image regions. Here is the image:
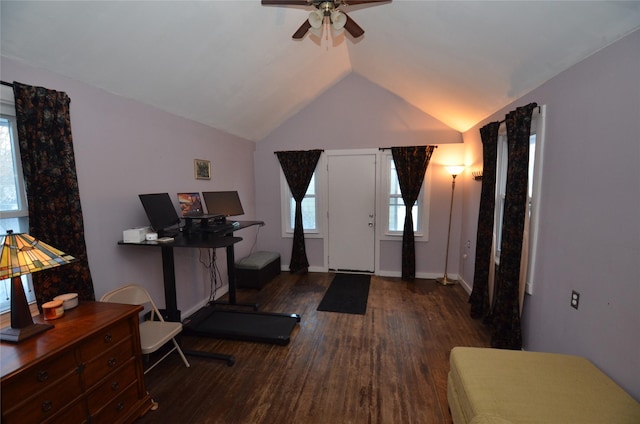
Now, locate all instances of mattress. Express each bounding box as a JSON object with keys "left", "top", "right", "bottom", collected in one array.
[{"left": 447, "top": 347, "right": 640, "bottom": 424}]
